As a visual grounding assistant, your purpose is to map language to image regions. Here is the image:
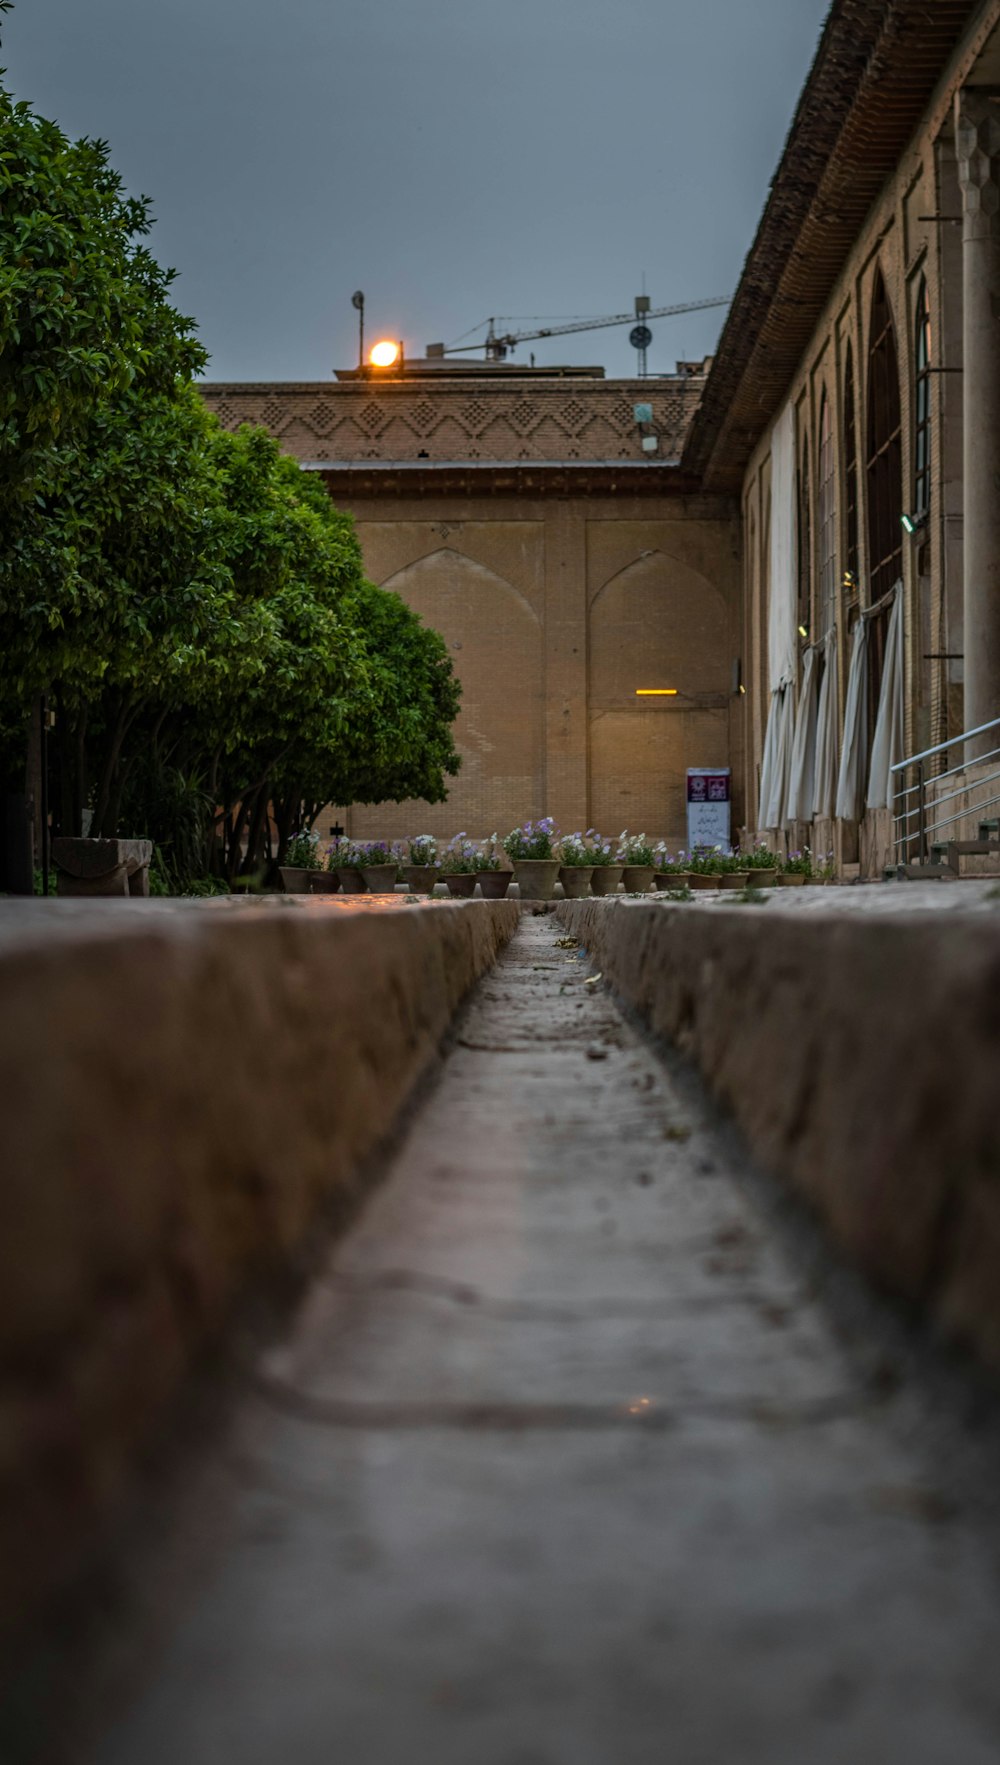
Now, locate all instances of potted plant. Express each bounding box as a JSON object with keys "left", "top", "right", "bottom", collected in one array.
[
  {"left": 588, "top": 834, "right": 624, "bottom": 896},
  {"left": 280, "top": 829, "right": 323, "bottom": 893},
  {"left": 502, "top": 818, "right": 561, "bottom": 900},
  {"left": 716, "top": 851, "right": 751, "bottom": 890},
  {"left": 557, "top": 831, "right": 595, "bottom": 898},
  {"left": 440, "top": 833, "right": 479, "bottom": 897},
  {"left": 328, "top": 836, "right": 365, "bottom": 894},
  {"left": 618, "top": 831, "right": 656, "bottom": 893},
  {"left": 473, "top": 834, "right": 511, "bottom": 898},
  {"left": 357, "top": 839, "right": 399, "bottom": 894},
  {"left": 814, "top": 851, "right": 837, "bottom": 884},
  {"left": 686, "top": 846, "right": 723, "bottom": 890},
  {"left": 653, "top": 845, "right": 690, "bottom": 891},
  {"left": 743, "top": 842, "right": 778, "bottom": 887},
  {"left": 778, "top": 846, "right": 813, "bottom": 886},
  {"left": 404, "top": 834, "right": 440, "bottom": 894}
]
